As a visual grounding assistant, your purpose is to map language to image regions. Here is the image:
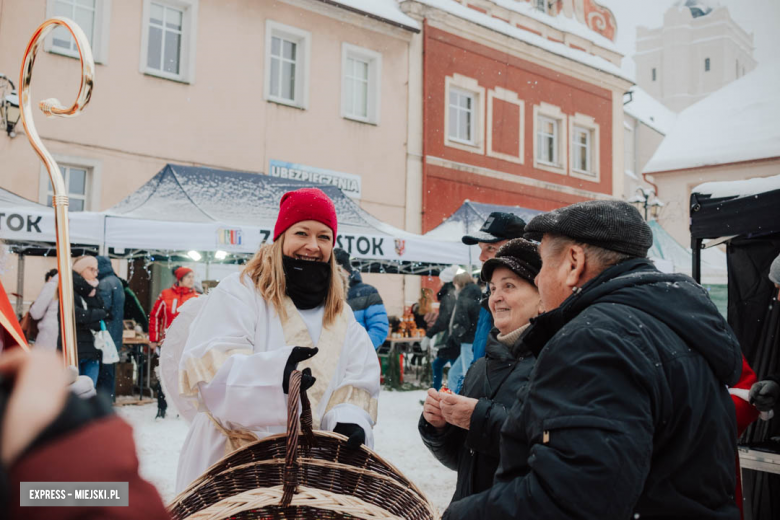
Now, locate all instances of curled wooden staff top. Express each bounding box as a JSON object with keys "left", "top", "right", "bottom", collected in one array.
[{"left": 18, "top": 17, "right": 95, "bottom": 366}]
